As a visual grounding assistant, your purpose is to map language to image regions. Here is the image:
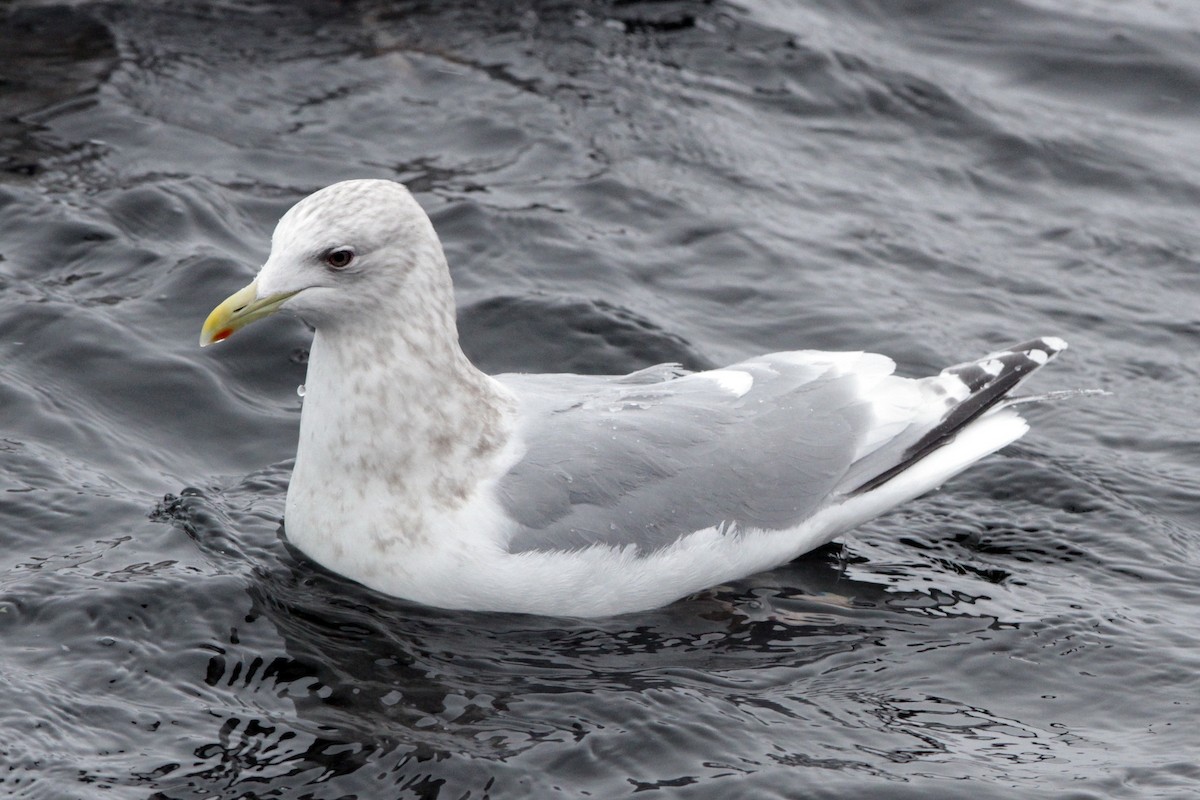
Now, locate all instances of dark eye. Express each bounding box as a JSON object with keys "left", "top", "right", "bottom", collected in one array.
[{"left": 325, "top": 248, "right": 355, "bottom": 270}]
